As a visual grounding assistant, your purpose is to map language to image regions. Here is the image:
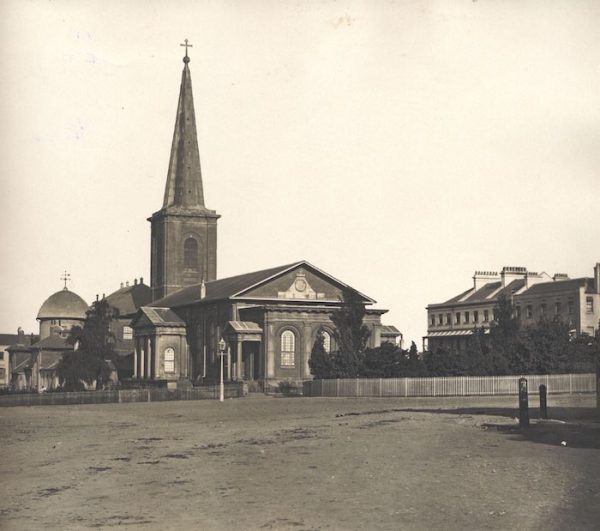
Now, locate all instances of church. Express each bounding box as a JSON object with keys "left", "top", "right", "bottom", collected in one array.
[{"left": 129, "top": 45, "right": 400, "bottom": 390}]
